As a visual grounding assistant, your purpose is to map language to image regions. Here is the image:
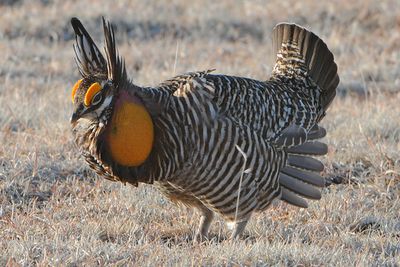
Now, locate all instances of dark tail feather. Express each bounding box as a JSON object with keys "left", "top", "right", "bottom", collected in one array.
[
  {"left": 287, "top": 155, "right": 324, "bottom": 172},
  {"left": 279, "top": 123, "right": 328, "bottom": 207},
  {"left": 280, "top": 188, "right": 308, "bottom": 208},
  {"left": 280, "top": 173, "right": 321, "bottom": 199},
  {"left": 271, "top": 23, "right": 339, "bottom": 110},
  {"left": 307, "top": 125, "right": 327, "bottom": 140},
  {"left": 281, "top": 166, "right": 325, "bottom": 187},
  {"left": 286, "top": 141, "right": 327, "bottom": 156},
  {"left": 279, "top": 159, "right": 326, "bottom": 206},
  {"left": 272, "top": 24, "right": 336, "bottom": 207}
]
